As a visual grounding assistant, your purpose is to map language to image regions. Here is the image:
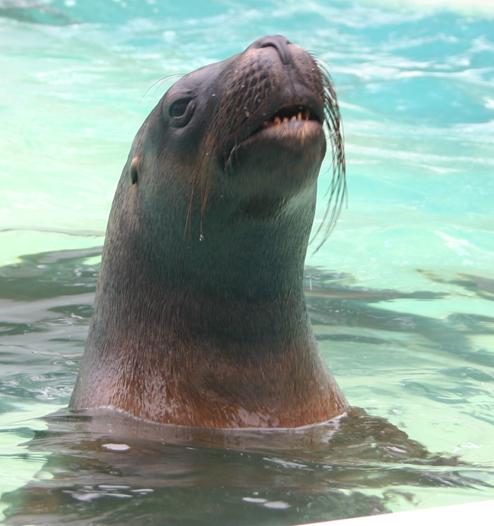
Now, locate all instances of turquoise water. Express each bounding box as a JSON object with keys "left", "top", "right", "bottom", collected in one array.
[{"left": 1, "top": 0, "right": 493, "bottom": 524}]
